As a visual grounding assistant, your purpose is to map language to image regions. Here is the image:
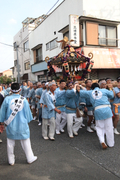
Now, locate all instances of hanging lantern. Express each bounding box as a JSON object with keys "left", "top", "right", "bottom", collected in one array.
[
  {"left": 82, "top": 62, "right": 86, "bottom": 69},
  {"left": 87, "top": 61, "right": 94, "bottom": 72},
  {"left": 62, "top": 62, "right": 69, "bottom": 73}
]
